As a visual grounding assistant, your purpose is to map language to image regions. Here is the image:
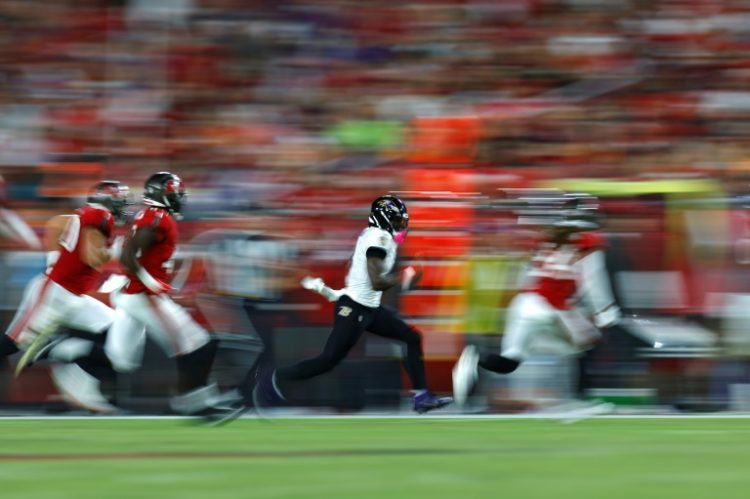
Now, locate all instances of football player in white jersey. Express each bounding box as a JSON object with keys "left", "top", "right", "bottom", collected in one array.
[
  {"left": 253, "top": 195, "right": 452, "bottom": 414},
  {"left": 452, "top": 193, "right": 621, "bottom": 407}
]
